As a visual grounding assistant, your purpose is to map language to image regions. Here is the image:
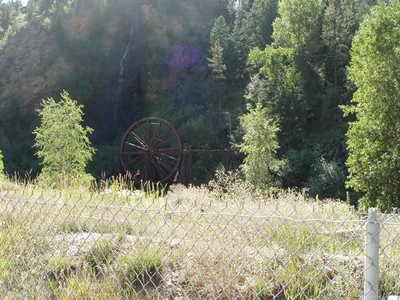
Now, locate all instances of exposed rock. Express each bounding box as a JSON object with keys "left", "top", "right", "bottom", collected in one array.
[{"left": 0, "top": 16, "right": 70, "bottom": 112}]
